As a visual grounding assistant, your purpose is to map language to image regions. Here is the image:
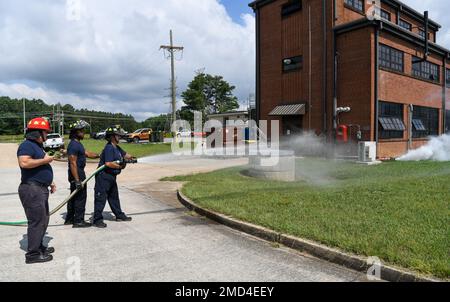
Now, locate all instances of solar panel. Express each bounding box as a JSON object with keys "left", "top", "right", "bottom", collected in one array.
[
  {"left": 412, "top": 119, "right": 427, "bottom": 131},
  {"left": 391, "top": 118, "right": 406, "bottom": 131},
  {"left": 379, "top": 117, "right": 406, "bottom": 131}
]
